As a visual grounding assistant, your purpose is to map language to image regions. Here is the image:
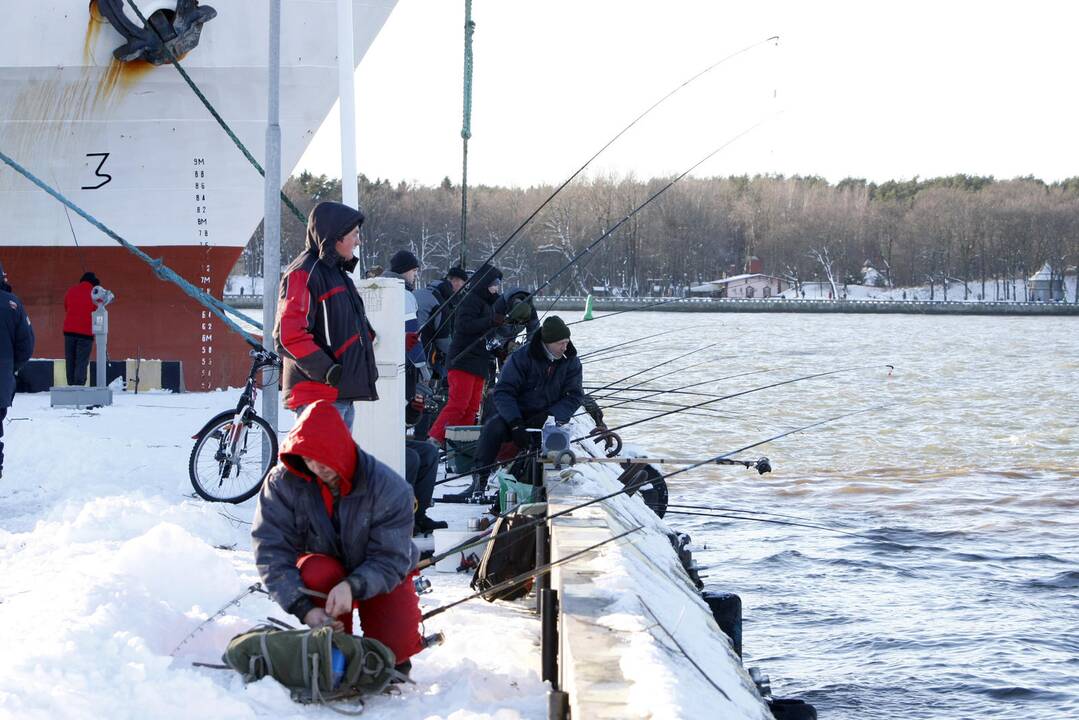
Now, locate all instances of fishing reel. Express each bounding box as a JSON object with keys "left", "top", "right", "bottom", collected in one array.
[{"left": 413, "top": 575, "right": 433, "bottom": 595}]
